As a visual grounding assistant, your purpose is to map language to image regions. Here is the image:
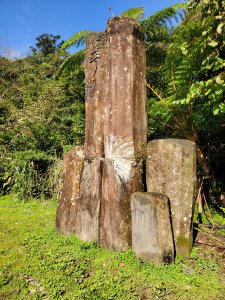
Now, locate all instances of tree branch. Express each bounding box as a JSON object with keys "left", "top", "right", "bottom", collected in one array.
[{"left": 146, "top": 83, "right": 164, "bottom": 101}]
